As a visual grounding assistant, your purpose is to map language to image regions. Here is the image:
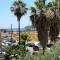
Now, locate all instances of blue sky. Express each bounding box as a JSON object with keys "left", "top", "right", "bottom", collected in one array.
[{"left": 0, "top": 0, "right": 52, "bottom": 29}]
